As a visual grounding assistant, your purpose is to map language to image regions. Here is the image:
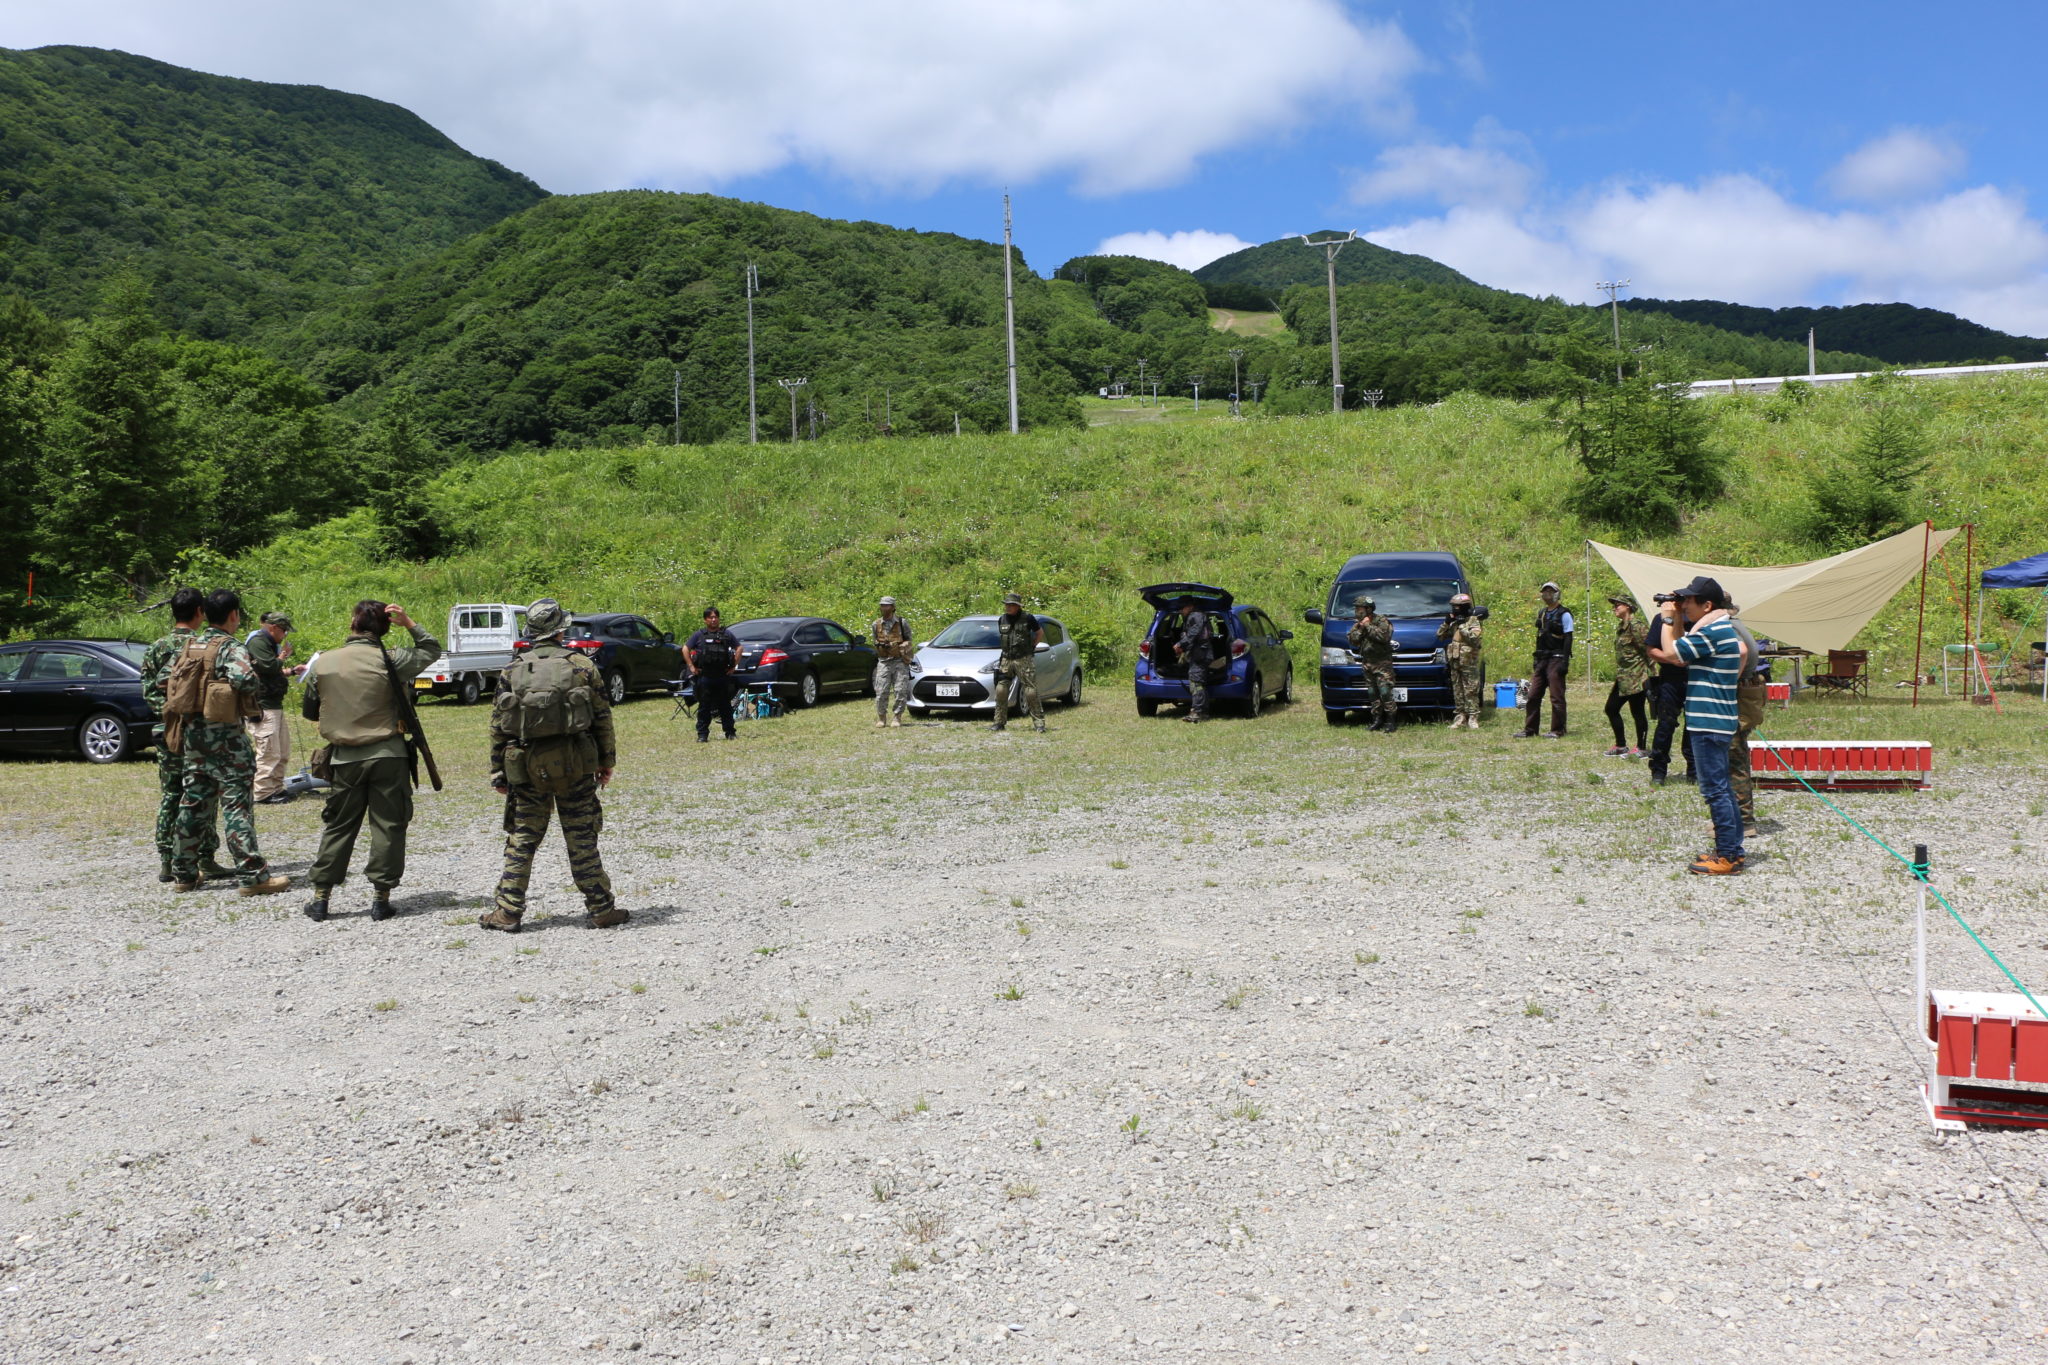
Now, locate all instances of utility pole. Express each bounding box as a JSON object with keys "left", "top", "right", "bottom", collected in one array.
[
  {"left": 1595, "top": 278, "right": 1630, "bottom": 383},
  {"left": 1360, "top": 389, "right": 1384, "bottom": 410},
  {"left": 1248, "top": 379, "right": 1264, "bottom": 405},
  {"left": 776, "top": 377, "right": 807, "bottom": 443},
  {"left": 1190, "top": 375, "right": 1203, "bottom": 412},
  {"left": 672, "top": 370, "right": 682, "bottom": 445},
  {"left": 1002, "top": 193, "right": 1020, "bottom": 434},
  {"left": 1298, "top": 231, "right": 1359, "bottom": 412},
  {"left": 1808, "top": 327, "right": 1817, "bottom": 377},
  {"left": 1228, "top": 349, "right": 1244, "bottom": 416},
  {"left": 1135, "top": 358, "right": 1147, "bottom": 405},
  {"left": 745, "top": 263, "right": 760, "bottom": 444}
]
